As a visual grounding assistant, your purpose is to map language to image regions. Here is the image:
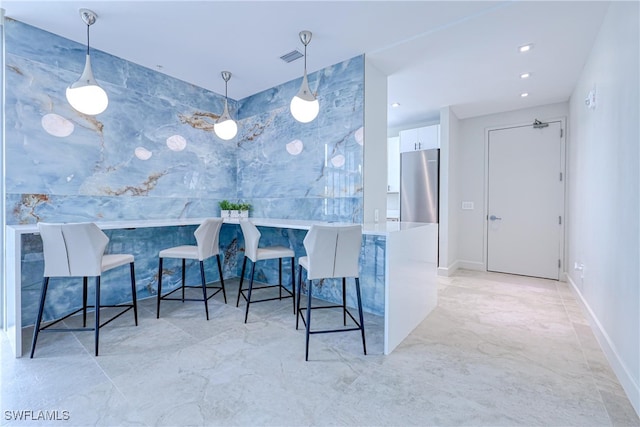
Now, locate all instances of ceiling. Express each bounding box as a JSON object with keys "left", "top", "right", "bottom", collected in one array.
[{"left": 3, "top": 1, "right": 610, "bottom": 130}]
